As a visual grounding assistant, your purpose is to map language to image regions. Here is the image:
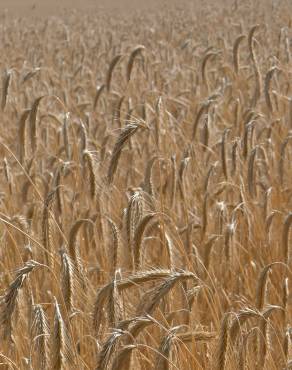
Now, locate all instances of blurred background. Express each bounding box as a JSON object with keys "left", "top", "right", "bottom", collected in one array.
[{"left": 0, "top": 0, "right": 187, "bottom": 16}]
